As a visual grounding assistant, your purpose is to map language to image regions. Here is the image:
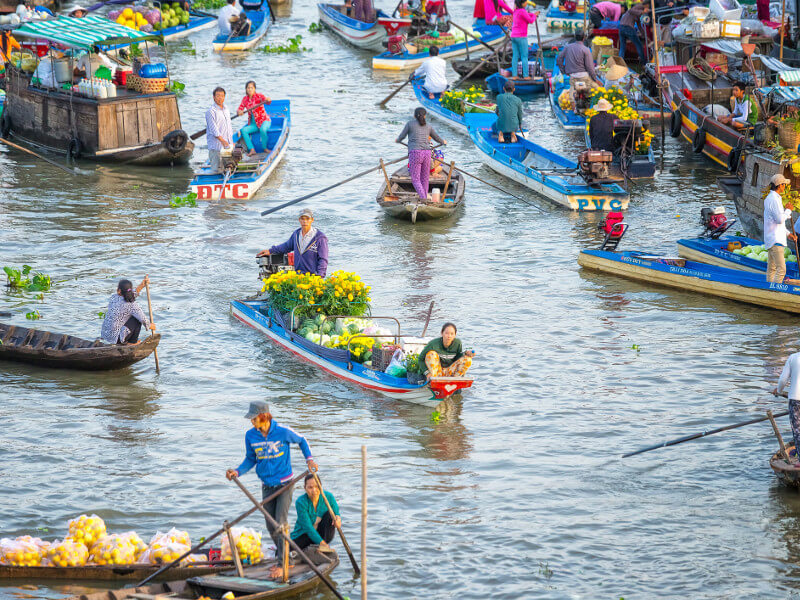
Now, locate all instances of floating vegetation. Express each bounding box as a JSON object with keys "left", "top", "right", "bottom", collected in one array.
[
  {"left": 308, "top": 21, "right": 323, "bottom": 33},
  {"left": 26, "top": 310, "right": 41, "bottom": 320},
  {"left": 260, "top": 35, "right": 310, "bottom": 53},
  {"left": 3, "top": 266, "right": 52, "bottom": 292},
  {"left": 169, "top": 192, "right": 198, "bottom": 208}
]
